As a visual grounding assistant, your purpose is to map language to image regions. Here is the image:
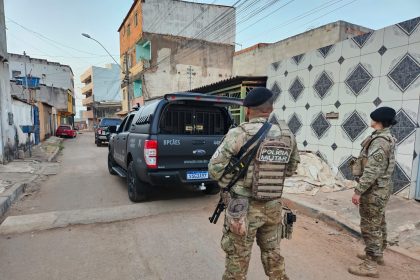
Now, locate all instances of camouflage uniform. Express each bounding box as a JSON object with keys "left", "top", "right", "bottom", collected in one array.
[
  {"left": 209, "top": 116, "right": 300, "bottom": 280},
  {"left": 355, "top": 128, "right": 396, "bottom": 258}
]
